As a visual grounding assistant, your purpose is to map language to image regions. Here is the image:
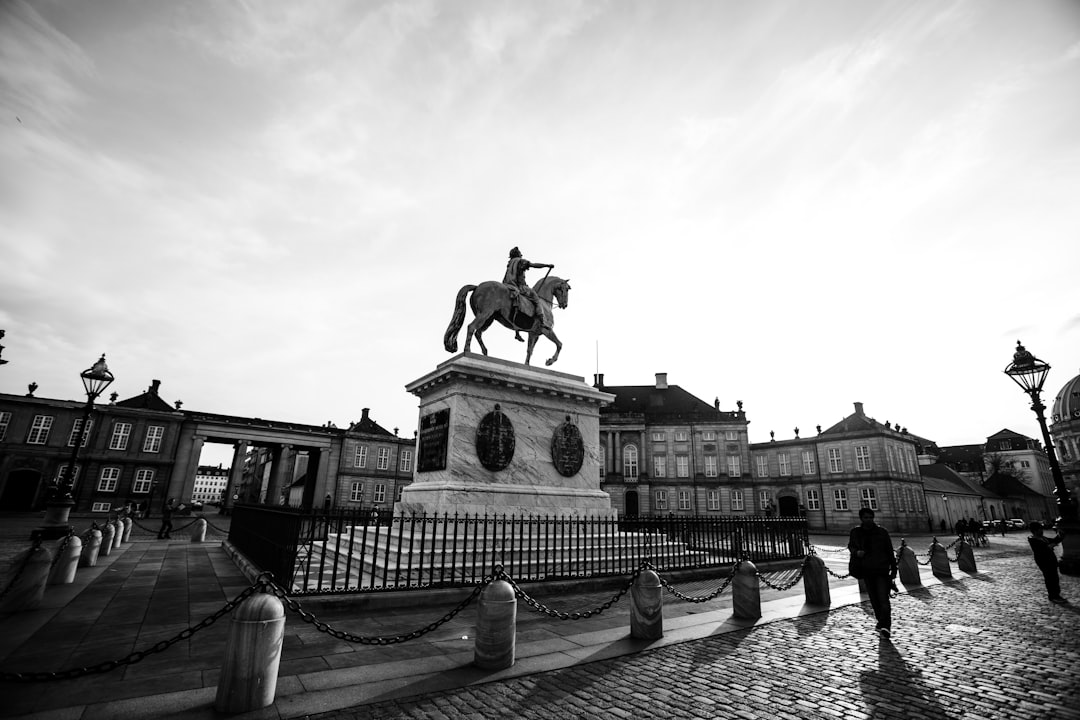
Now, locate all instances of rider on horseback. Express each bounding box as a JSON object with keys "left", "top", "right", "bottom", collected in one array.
[{"left": 503, "top": 247, "right": 554, "bottom": 341}]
